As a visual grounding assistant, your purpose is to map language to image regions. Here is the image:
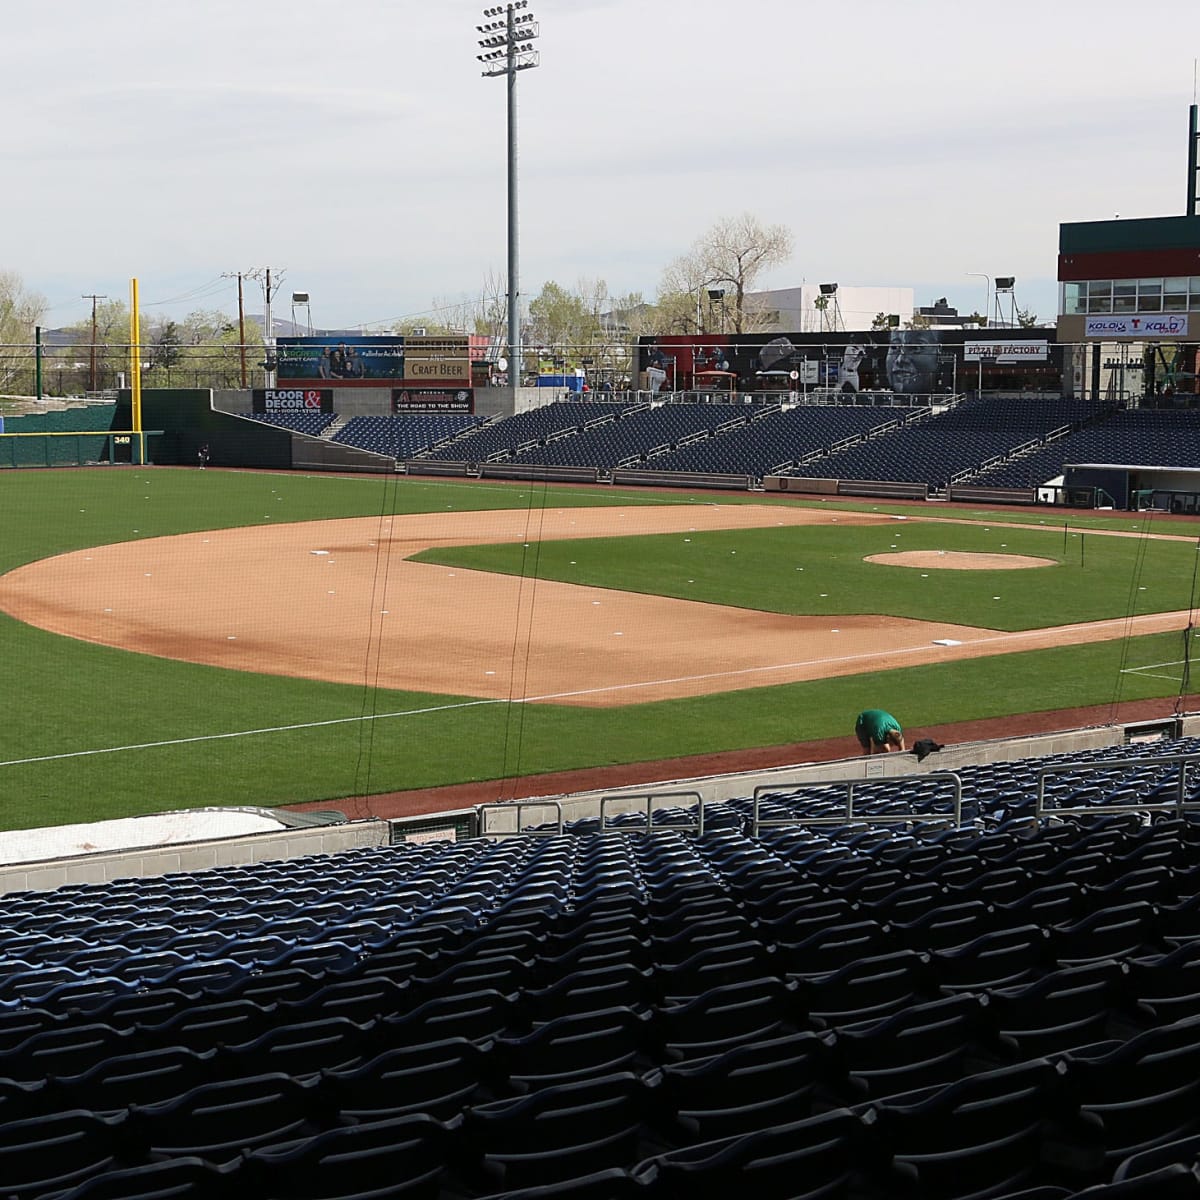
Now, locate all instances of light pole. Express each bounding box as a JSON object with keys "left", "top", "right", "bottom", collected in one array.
[
  {"left": 965, "top": 272, "right": 990, "bottom": 328},
  {"left": 477, "top": 2, "right": 540, "bottom": 390}
]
